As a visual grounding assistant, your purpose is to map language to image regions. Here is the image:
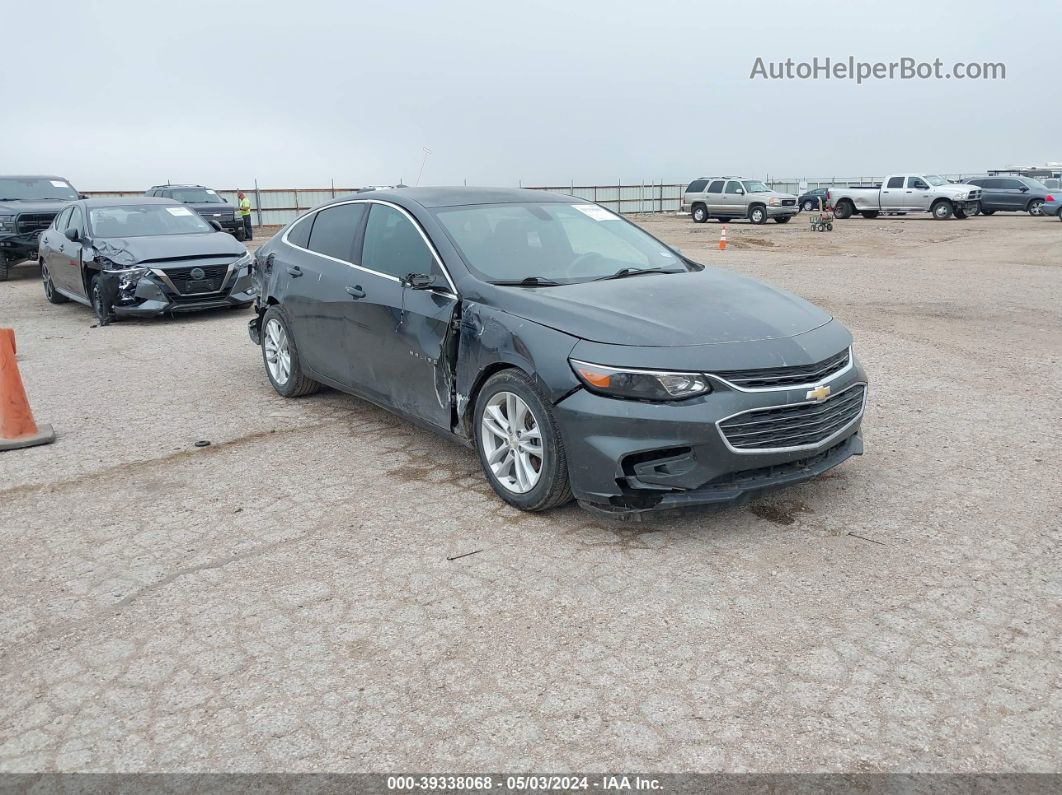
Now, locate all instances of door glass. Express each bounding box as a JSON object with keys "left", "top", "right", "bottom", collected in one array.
[
  {"left": 286, "top": 214, "right": 313, "bottom": 248},
  {"left": 907, "top": 178, "right": 928, "bottom": 189},
  {"left": 306, "top": 203, "right": 366, "bottom": 262},
  {"left": 1001, "top": 179, "right": 1023, "bottom": 190},
  {"left": 886, "top": 177, "right": 905, "bottom": 188},
  {"left": 53, "top": 207, "right": 72, "bottom": 230},
  {"left": 361, "top": 204, "right": 435, "bottom": 280},
  {"left": 706, "top": 180, "right": 724, "bottom": 193},
  {"left": 67, "top": 206, "right": 84, "bottom": 236},
  {"left": 724, "top": 181, "right": 743, "bottom": 194}
]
